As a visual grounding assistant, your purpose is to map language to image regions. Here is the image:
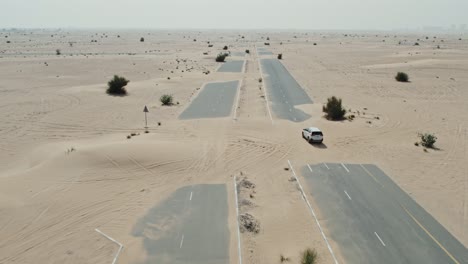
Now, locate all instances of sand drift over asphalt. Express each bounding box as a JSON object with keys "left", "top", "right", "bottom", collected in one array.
[
  {"left": 217, "top": 60, "right": 245, "bottom": 73},
  {"left": 132, "top": 184, "right": 229, "bottom": 264},
  {"left": 179, "top": 80, "right": 239, "bottom": 119},
  {"left": 301, "top": 163, "right": 468, "bottom": 264},
  {"left": 260, "top": 59, "right": 312, "bottom": 122}
]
